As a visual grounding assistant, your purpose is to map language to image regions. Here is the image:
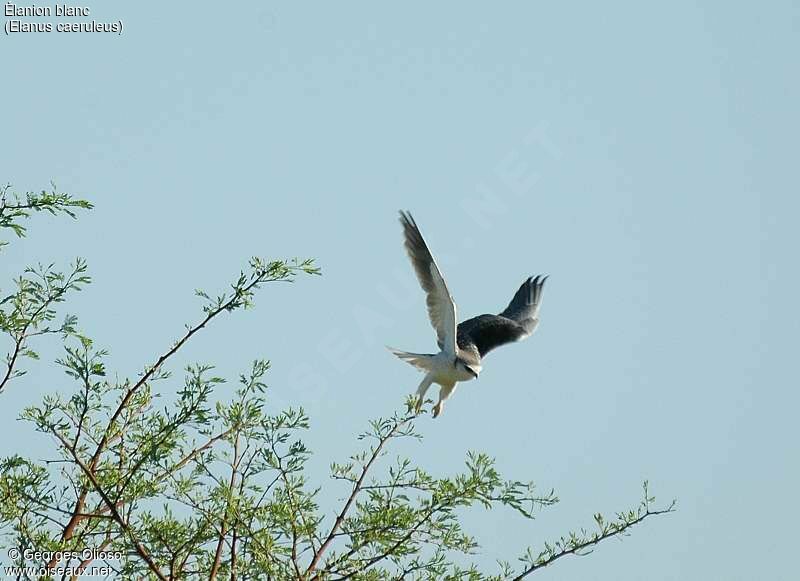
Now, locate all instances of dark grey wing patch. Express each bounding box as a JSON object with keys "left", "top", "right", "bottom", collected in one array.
[{"left": 457, "top": 314, "right": 527, "bottom": 358}]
